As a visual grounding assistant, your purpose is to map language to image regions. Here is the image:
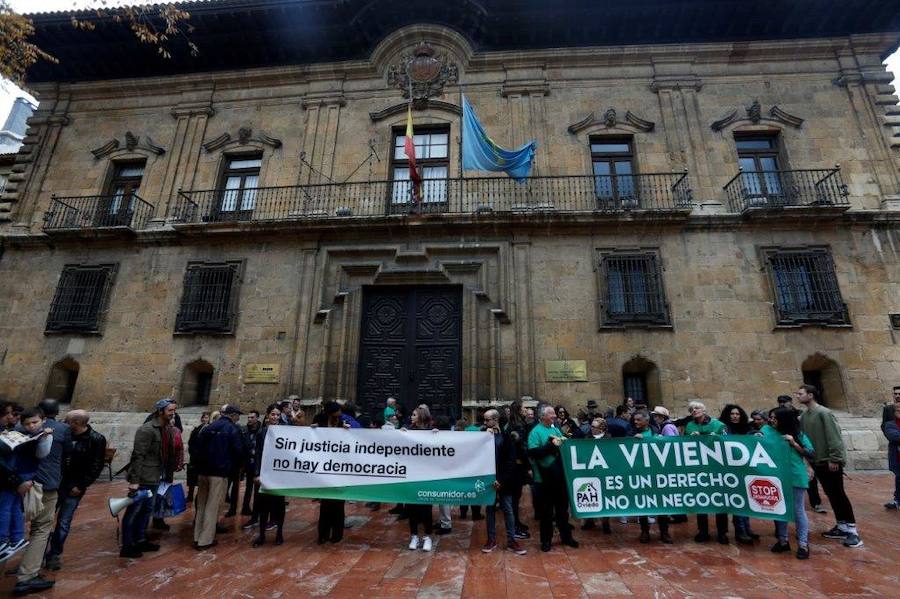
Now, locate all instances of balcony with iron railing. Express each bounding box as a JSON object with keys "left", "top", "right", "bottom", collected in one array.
[
  {"left": 43, "top": 193, "right": 155, "bottom": 233},
  {"left": 723, "top": 166, "right": 850, "bottom": 214},
  {"left": 170, "top": 172, "right": 693, "bottom": 225}
]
